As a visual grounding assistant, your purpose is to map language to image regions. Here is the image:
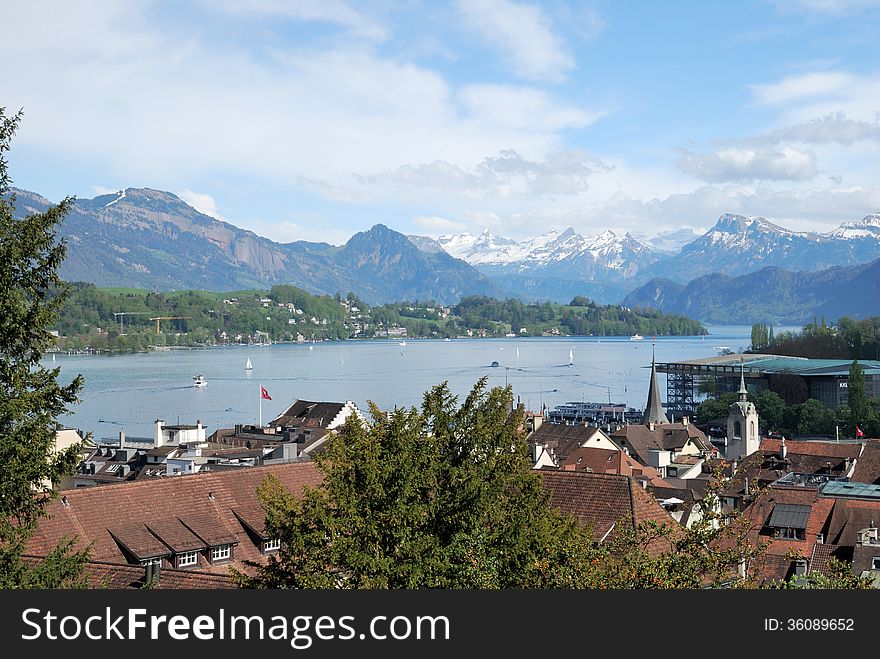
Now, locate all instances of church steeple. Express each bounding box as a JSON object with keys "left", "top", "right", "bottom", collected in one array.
[
  {"left": 738, "top": 361, "right": 748, "bottom": 401},
  {"left": 643, "top": 342, "right": 669, "bottom": 426}
]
